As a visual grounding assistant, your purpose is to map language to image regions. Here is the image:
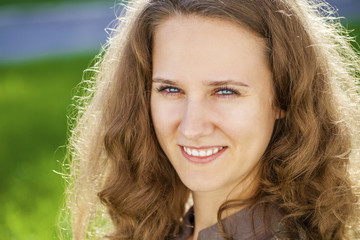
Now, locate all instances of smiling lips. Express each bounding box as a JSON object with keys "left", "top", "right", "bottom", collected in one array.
[{"left": 180, "top": 146, "right": 227, "bottom": 164}]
